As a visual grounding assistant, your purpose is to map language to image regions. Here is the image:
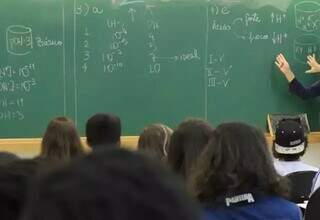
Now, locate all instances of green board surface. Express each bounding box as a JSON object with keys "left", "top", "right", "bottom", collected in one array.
[{"left": 1, "top": 0, "right": 320, "bottom": 138}]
